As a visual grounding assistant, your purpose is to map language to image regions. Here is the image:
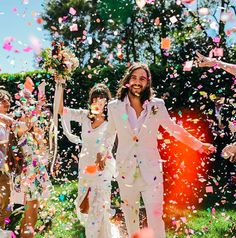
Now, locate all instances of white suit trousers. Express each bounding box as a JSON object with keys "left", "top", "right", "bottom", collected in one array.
[{"left": 118, "top": 177, "right": 166, "bottom": 238}]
